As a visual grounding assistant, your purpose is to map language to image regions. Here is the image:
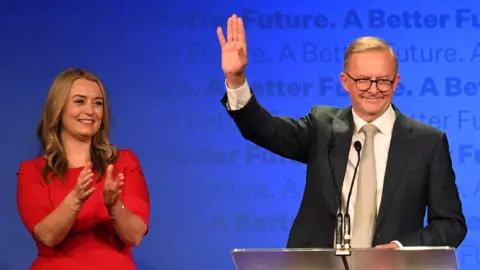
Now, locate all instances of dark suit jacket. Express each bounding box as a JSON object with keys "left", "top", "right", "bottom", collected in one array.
[{"left": 221, "top": 93, "right": 467, "bottom": 248}]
